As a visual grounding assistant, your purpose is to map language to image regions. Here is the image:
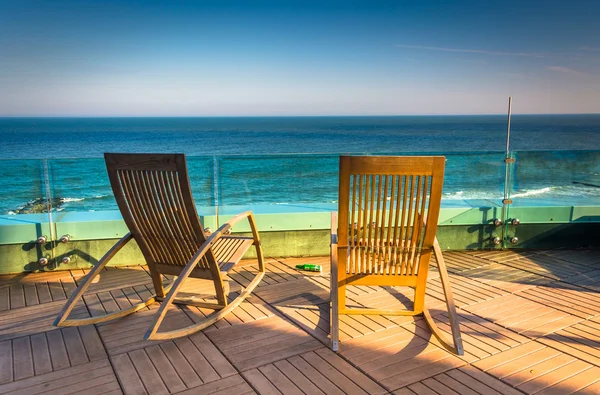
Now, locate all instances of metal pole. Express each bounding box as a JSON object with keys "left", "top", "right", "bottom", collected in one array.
[
  {"left": 43, "top": 159, "right": 57, "bottom": 260},
  {"left": 213, "top": 156, "right": 219, "bottom": 226},
  {"left": 502, "top": 97, "right": 513, "bottom": 248},
  {"left": 505, "top": 97, "right": 512, "bottom": 156}
]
